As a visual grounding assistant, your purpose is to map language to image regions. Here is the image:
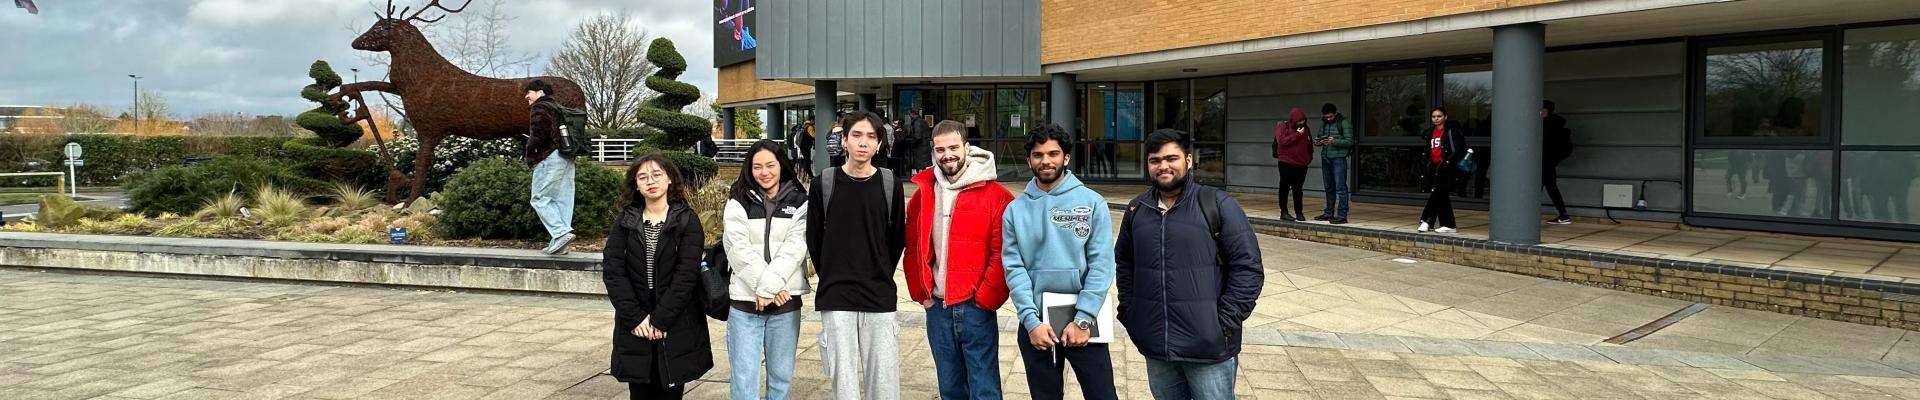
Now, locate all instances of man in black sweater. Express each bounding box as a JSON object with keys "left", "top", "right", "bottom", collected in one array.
[
  {"left": 1543, "top": 100, "right": 1573, "bottom": 224},
  {"left": 807, "top": 110, "right": 906, "bottom": 400}
]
